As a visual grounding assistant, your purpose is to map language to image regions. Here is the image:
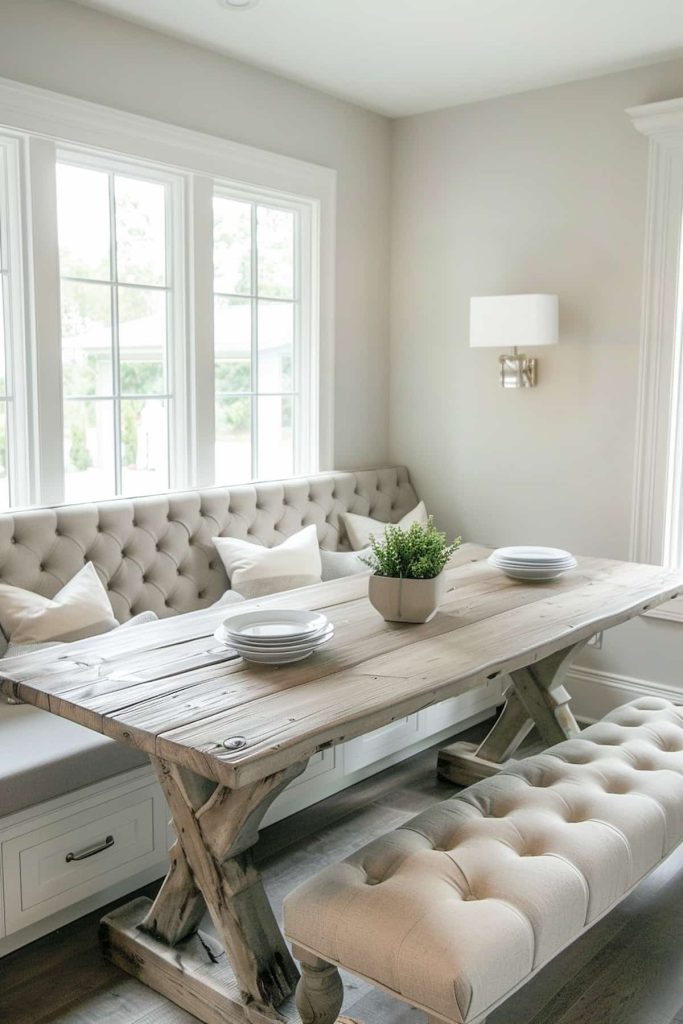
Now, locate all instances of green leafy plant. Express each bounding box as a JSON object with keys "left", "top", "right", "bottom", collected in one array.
[{"left": 362, "top": 517, "right": 461, "bottom": 580}]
